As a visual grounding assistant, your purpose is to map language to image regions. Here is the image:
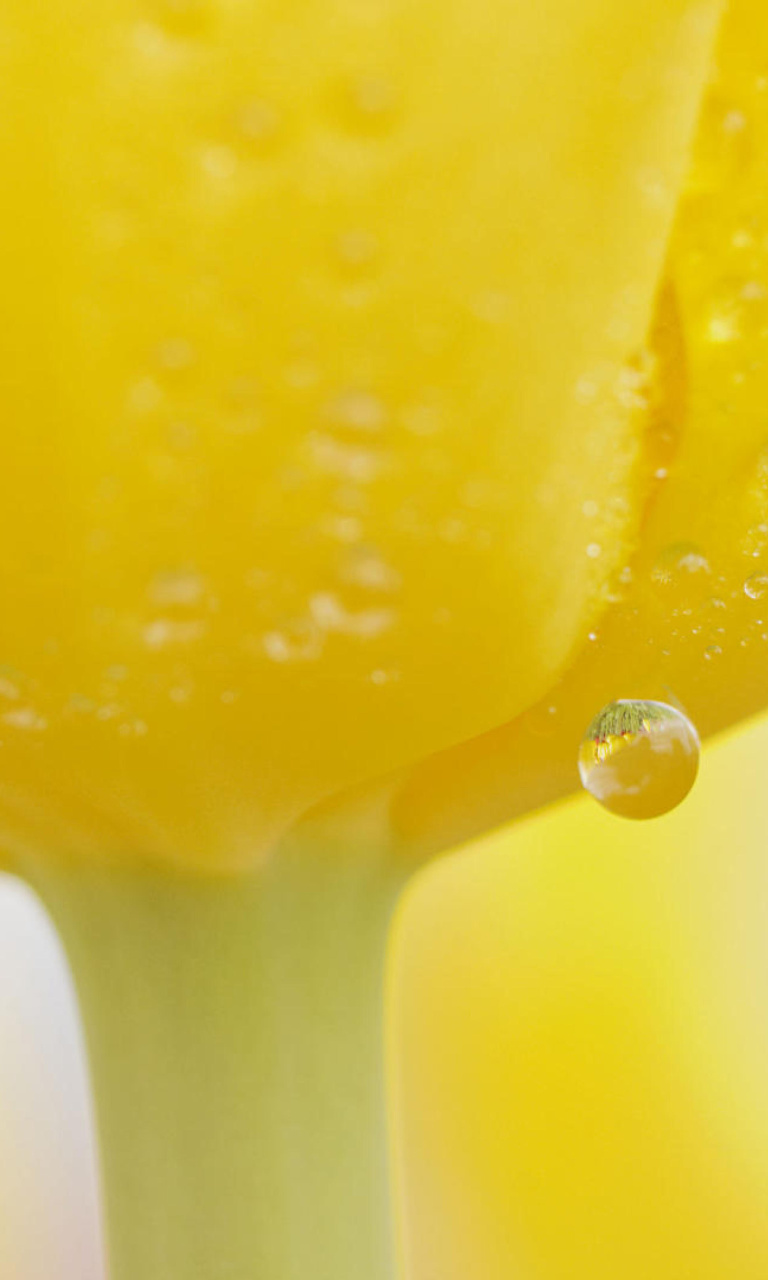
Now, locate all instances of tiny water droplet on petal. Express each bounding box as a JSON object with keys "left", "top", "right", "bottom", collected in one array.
[{"left": 744, "top": 572, "right": 768, "bottom": 600}]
